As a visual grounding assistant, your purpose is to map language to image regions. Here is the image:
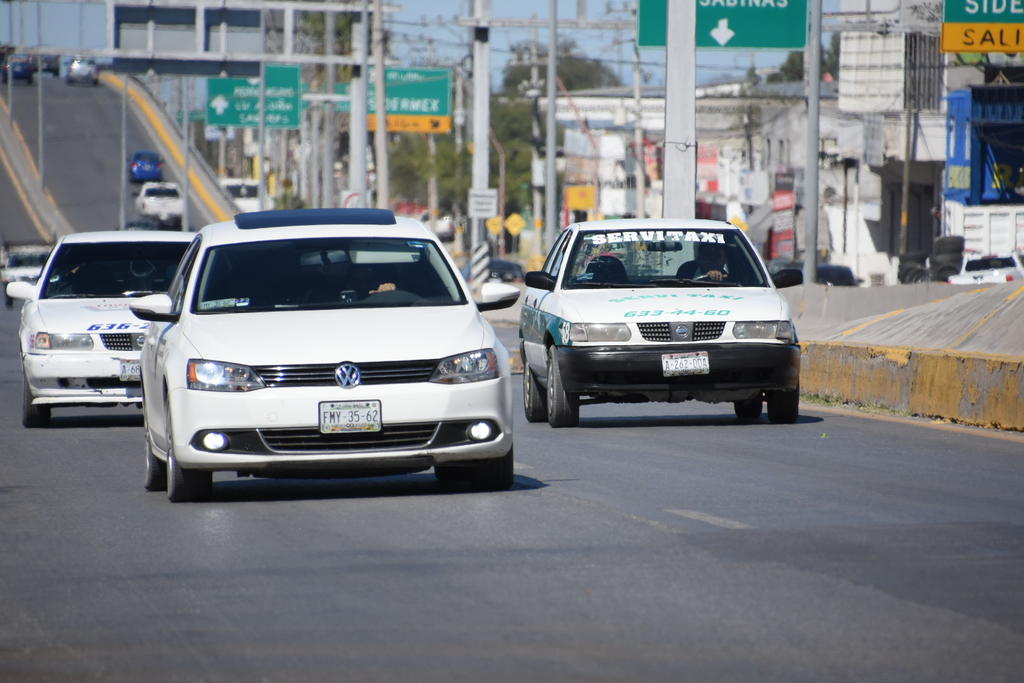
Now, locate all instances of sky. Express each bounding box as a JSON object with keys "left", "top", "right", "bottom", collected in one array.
[{"left": 0, "top": 0, "right": 842, "bottom": 88}]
